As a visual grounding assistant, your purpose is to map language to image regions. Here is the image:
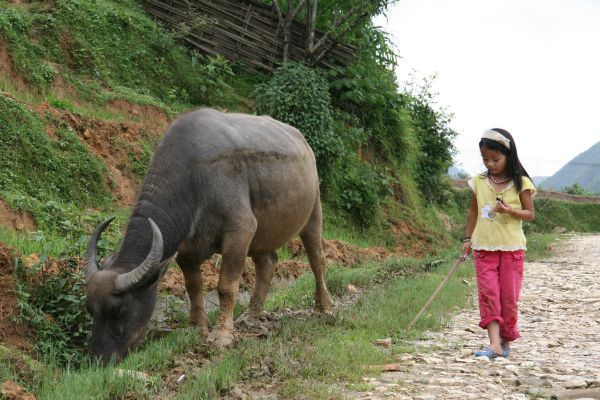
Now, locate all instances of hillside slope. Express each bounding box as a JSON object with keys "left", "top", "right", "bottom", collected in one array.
[{"left": 541, "top": 141, "right": 600, "bottom": 193}]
